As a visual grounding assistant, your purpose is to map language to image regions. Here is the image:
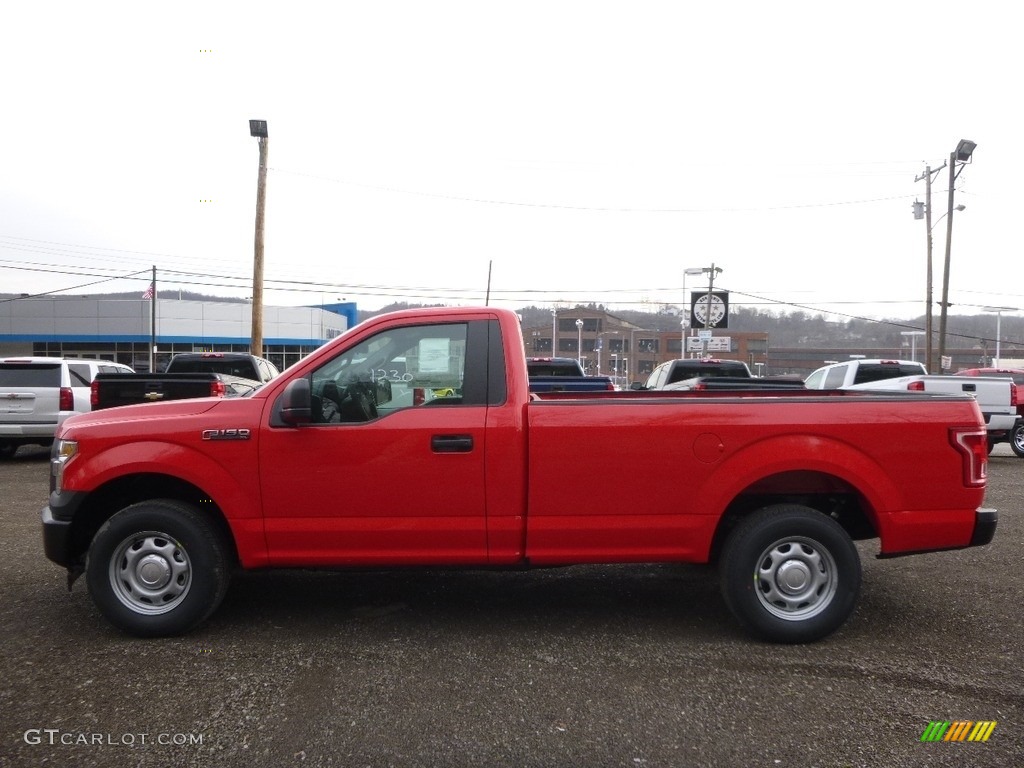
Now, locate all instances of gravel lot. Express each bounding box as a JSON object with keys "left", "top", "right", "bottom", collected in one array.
[{"left": 1, "top": 444, "right": 1021, "bottom": 767}]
